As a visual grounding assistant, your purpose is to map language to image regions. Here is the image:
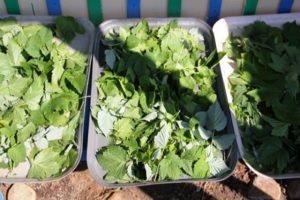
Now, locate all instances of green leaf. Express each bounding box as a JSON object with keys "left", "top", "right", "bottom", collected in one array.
[
  {"left": 0, "top": 53, "right": 14, "bottom": 77},
  {"left": 285, "top": 71, "right": 298, "bottom": 98},
  {"left": 17, "top": 122, "right": 36, "bottom": 143},
  {"left": 181, "top": 146, "right": 203, "bottom": 176},
  {"left": 97, "top": 108, "right": 117, "bottom": 137},
  {"left": 61, "top": 148, "right": 78, "bottom": 170},
  {"left": 206, "top": 145, "right": 230, "bottom": 176},
  {"left": 7, "top": 39, "right": 25, "bottom": 66},
  {"left": 154, "top": 123, "right": 171, "bottom": 149},
  {"left": 23, "top": 74, "right": 44, "bottom": 110},
  {"left": 7, "top": 143, "right": 26, "bottom": 166},
  {"left": 55, "top": 16, "right": 84, "bottom": 42},
  {"left": 192, "top": 150, "right": 210, "bottom": 178},
  {"left": 159, "top": 153, "right": 183, "bottom": 180},
  {"left": 62, "top": 112, "right": 80, "bottom": 141},
  {"left": 276, "top": 150, "right": 289, "bottom": 173},
  {"left": 25, "top": 31, "right": 42, "bottom": 58},
  {"left": 269, "top": 53, "right": 287, "bottom": 73},
  {"left": 212, "top": 134, "right": 235, "bottom": 150},
  {"left": 51, "top": 60, "right": 65, "bottom": 85},
  {"left": 179, "top": 76, "right": 196, "bottom": 90},
  {"left": 105, "top": 49, "right": 116, "bottom": 69},
  {"left": 197, "top": 125, "right": 212, "bottom": 140},
  {"left": 30, "top": 109, "right": 46, "bottom": 126},
  {"left": 206, "top": 101, "right": 227, "bottom": 131},
  {"left": 42, "top": 93, "right": 79, "bottom": 126},
  {"left": 194, "top": 111, "right": 207, "bottom": 126},
  {"left": 28, "top": 147, "right": 60, "bottom": 179},
  {"left": 262, "top": 115, "right": 290, "bottom": 137},
  {"left": 142, "top": 111, "right": 157, "bottom": 122},
  {"left": 97, "top": 146, "right": 129, "bottom": 180},
  {"left": 257, "top": 137, "right": 283, "bottom": 168},
  {"left": 8, "top": 76, "right": 32, "bottom": 97},
  {"left": 62, "top": 69, "right": 86, "bottom": 94},
  {"left": 114, "top": 118, "right": 134, "bottom": 139}
]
